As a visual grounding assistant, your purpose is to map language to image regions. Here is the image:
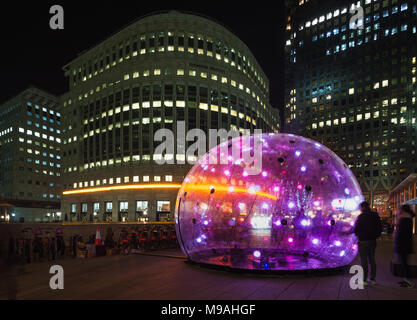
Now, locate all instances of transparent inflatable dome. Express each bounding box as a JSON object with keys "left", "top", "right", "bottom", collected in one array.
[{"left": 175, "top": 133, "right": 363, "bottom": 271}]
